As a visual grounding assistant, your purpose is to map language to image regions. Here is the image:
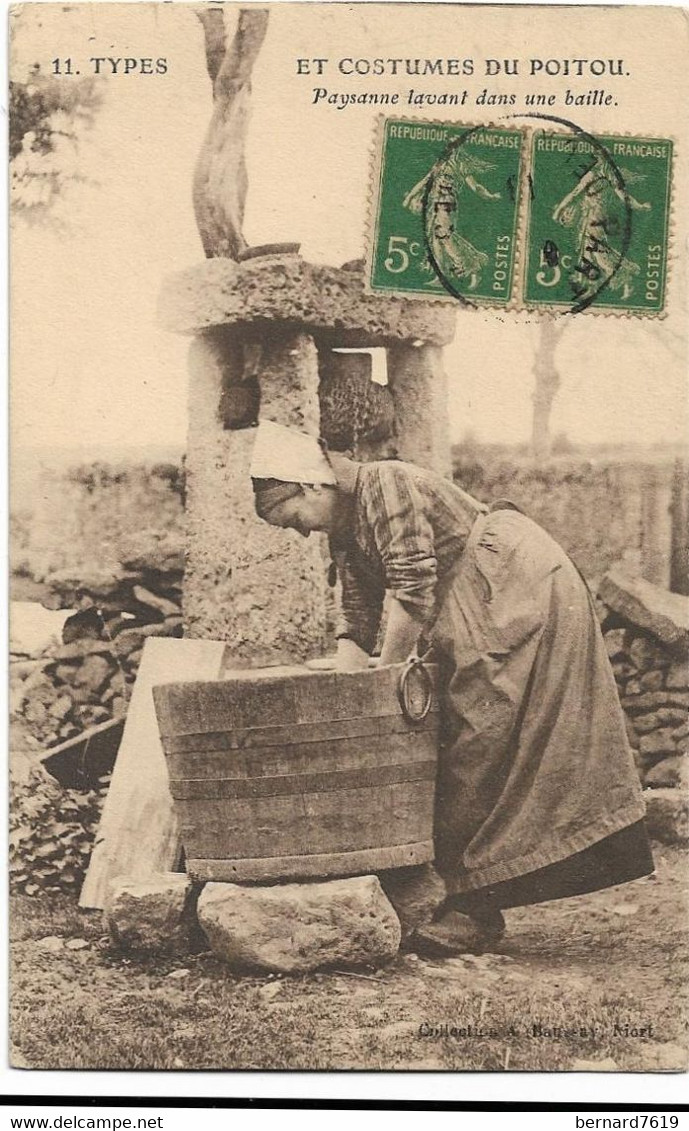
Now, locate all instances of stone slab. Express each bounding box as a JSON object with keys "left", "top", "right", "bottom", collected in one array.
[
  {"left": 666, "top": 660, "right": 689, "bottom": 690},
  {"left": 105, "top": 873, "right": 196, "bottom": 956},
  {"left": 197, "top": 875, "right": 401, "bottom": 973},
  {"left": 632, "top": 708, "right": 687, "bottom": 734},
  {"left": 622, "top": 690, "right": 689, "bottom": 714},
  {"left": 644, "top": 788, "right": 689, "bottom": 844},
  {"left": 644, "top": 756, "right": 689, "bottom": 790},
  {"left": 604, "top": 629, "right": 627, "bottom": 661},
  {"left": 598, "top": 571, "right": 689, "bottom": 651},
  {"left": 628, "top": 635, "right": 671, "bottom": 672},
  {"left": 639, "top": 728, "right": 679, "bottom": 758},
  {"left": 158, "top": 257, "right": 457, "bottom": 346},
  {"left": 638, "top": 670, "right": 664, "bottom": 692}
]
